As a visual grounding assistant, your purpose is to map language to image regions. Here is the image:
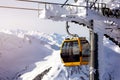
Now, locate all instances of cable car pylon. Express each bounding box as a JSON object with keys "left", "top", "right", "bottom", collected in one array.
[{"left": 89, "top": 20, "right": 99, "bottom": 80}]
